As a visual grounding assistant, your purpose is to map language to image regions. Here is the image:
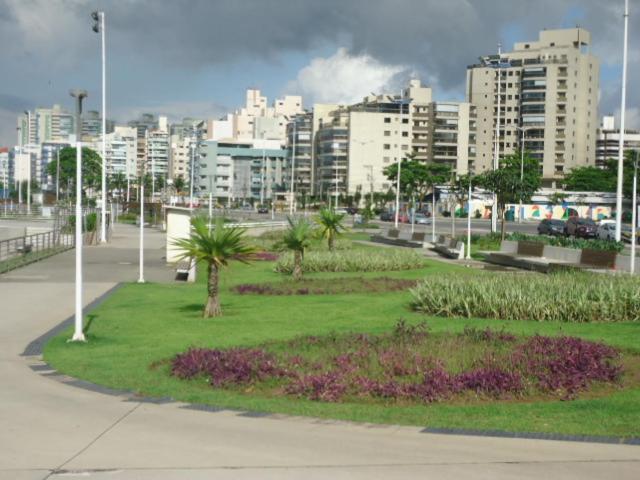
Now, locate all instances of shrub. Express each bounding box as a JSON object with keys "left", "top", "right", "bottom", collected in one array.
[
  {"left": 410, "top": 271, "right": 640, "bottom": 323},
  {"left": 506, "top": 232, "right": 624, "bottom": 253},
  {"left": 275, "top": 249, "right": 426, "bottom": 274}
]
